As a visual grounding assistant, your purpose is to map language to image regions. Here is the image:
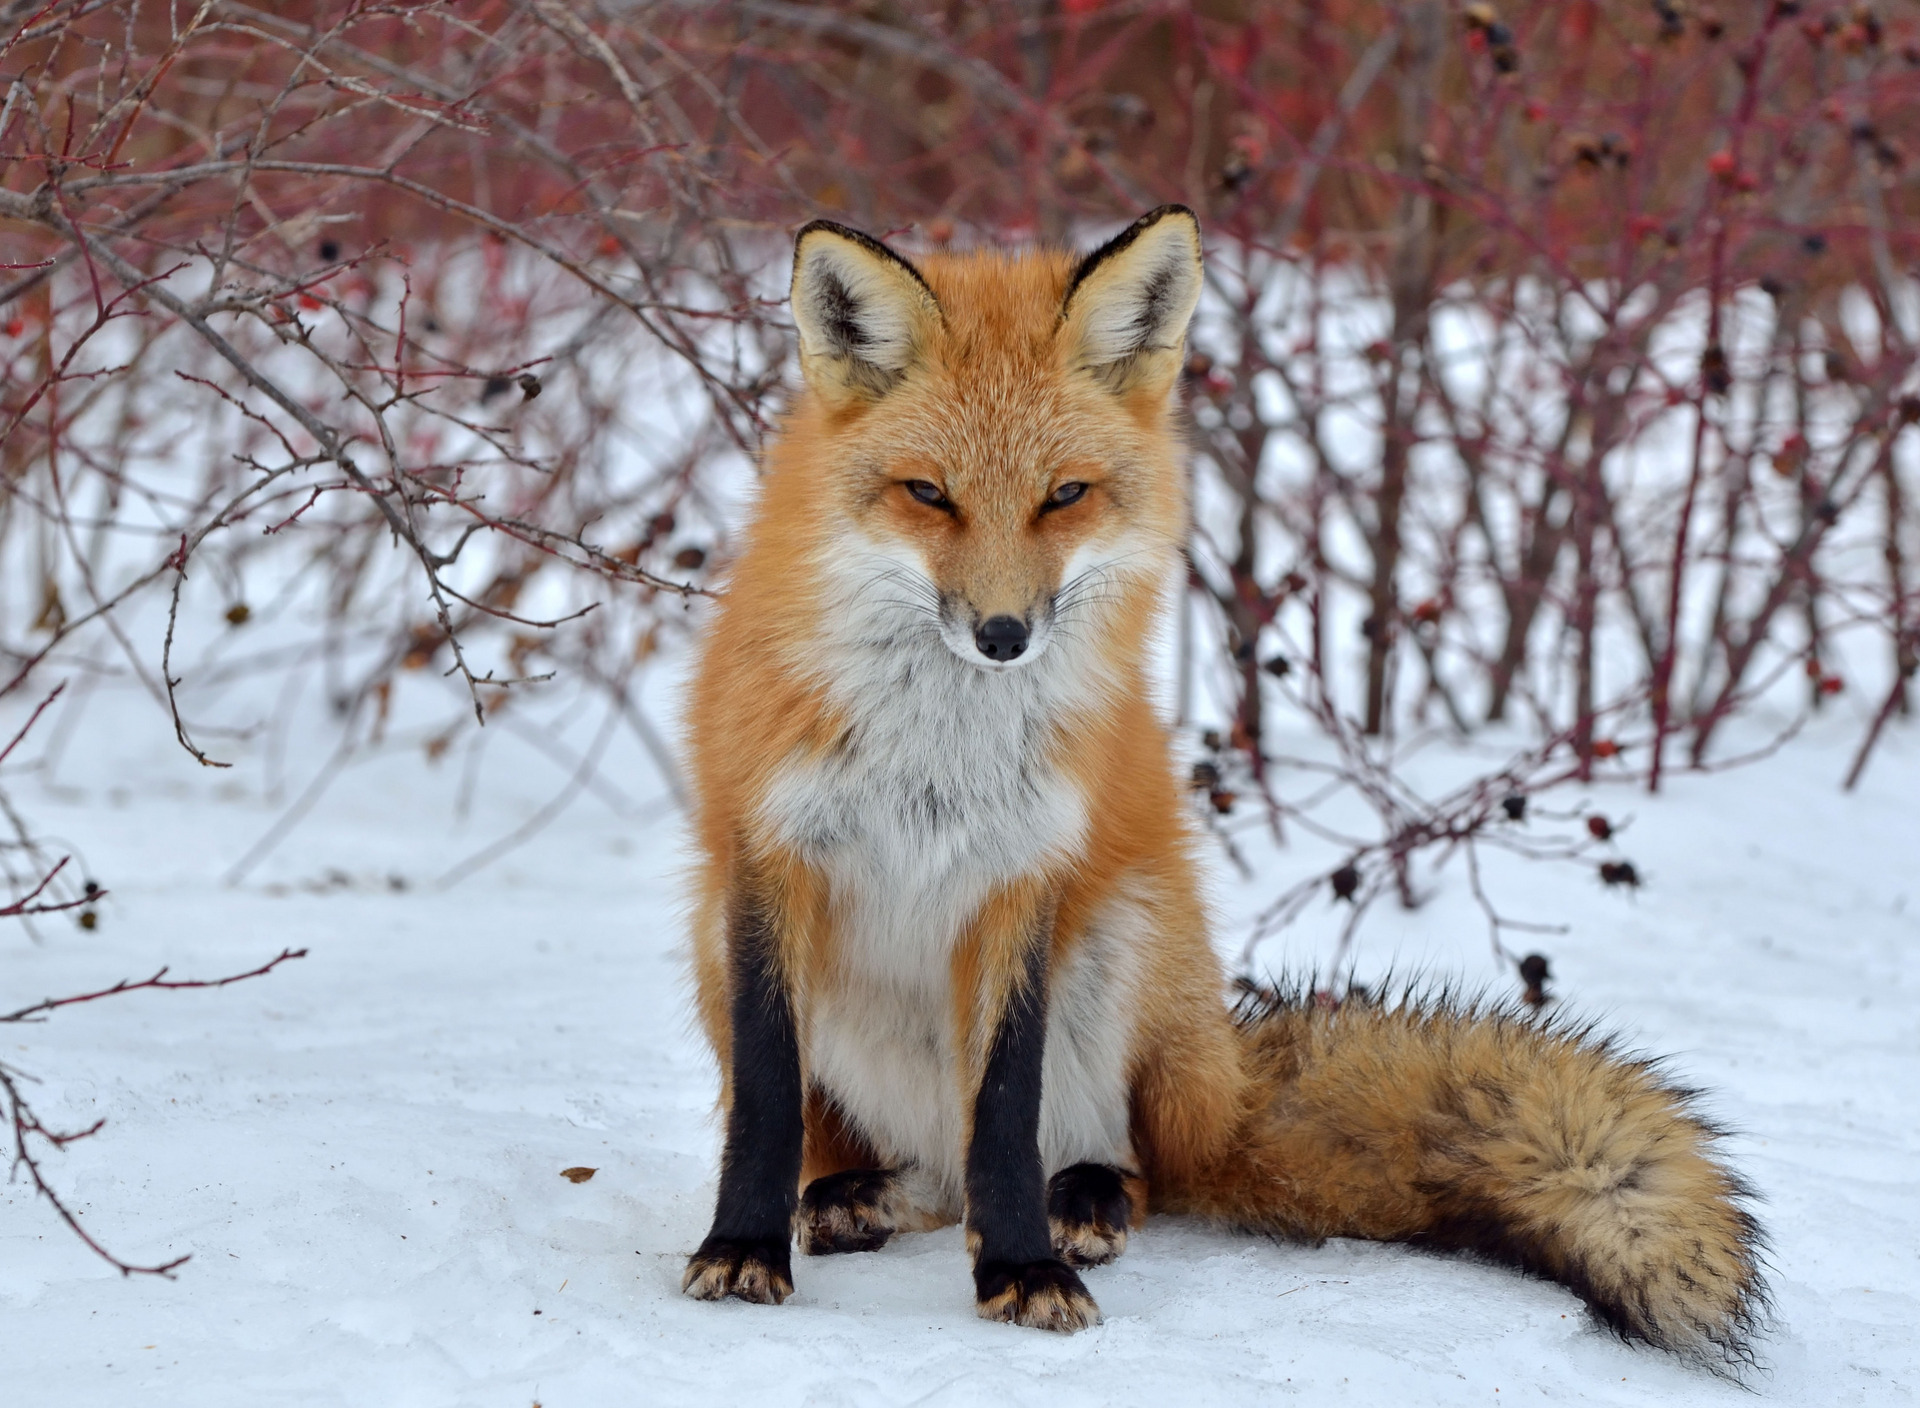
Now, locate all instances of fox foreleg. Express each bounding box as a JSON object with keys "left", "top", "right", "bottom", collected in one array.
[
  {"left": 682, "top": 873, "right": 803, "bottom": 1305},
  {"left": 965, "top": 903, "right": 1102, "bottom": 1332}
]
